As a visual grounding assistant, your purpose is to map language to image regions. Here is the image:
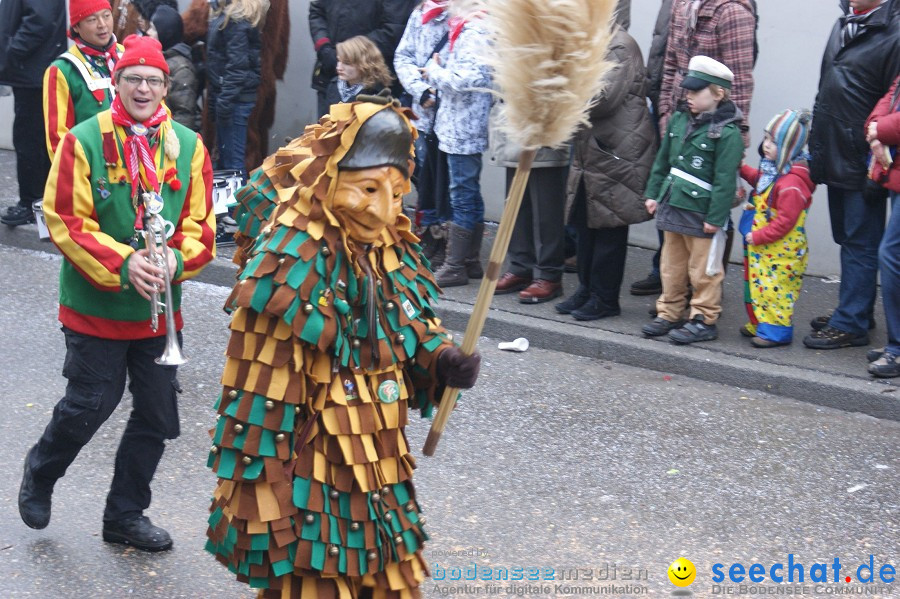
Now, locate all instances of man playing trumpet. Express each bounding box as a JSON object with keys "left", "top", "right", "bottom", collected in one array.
[{"left": 18, "top": 34, "right": 215, "bottom": 552}]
